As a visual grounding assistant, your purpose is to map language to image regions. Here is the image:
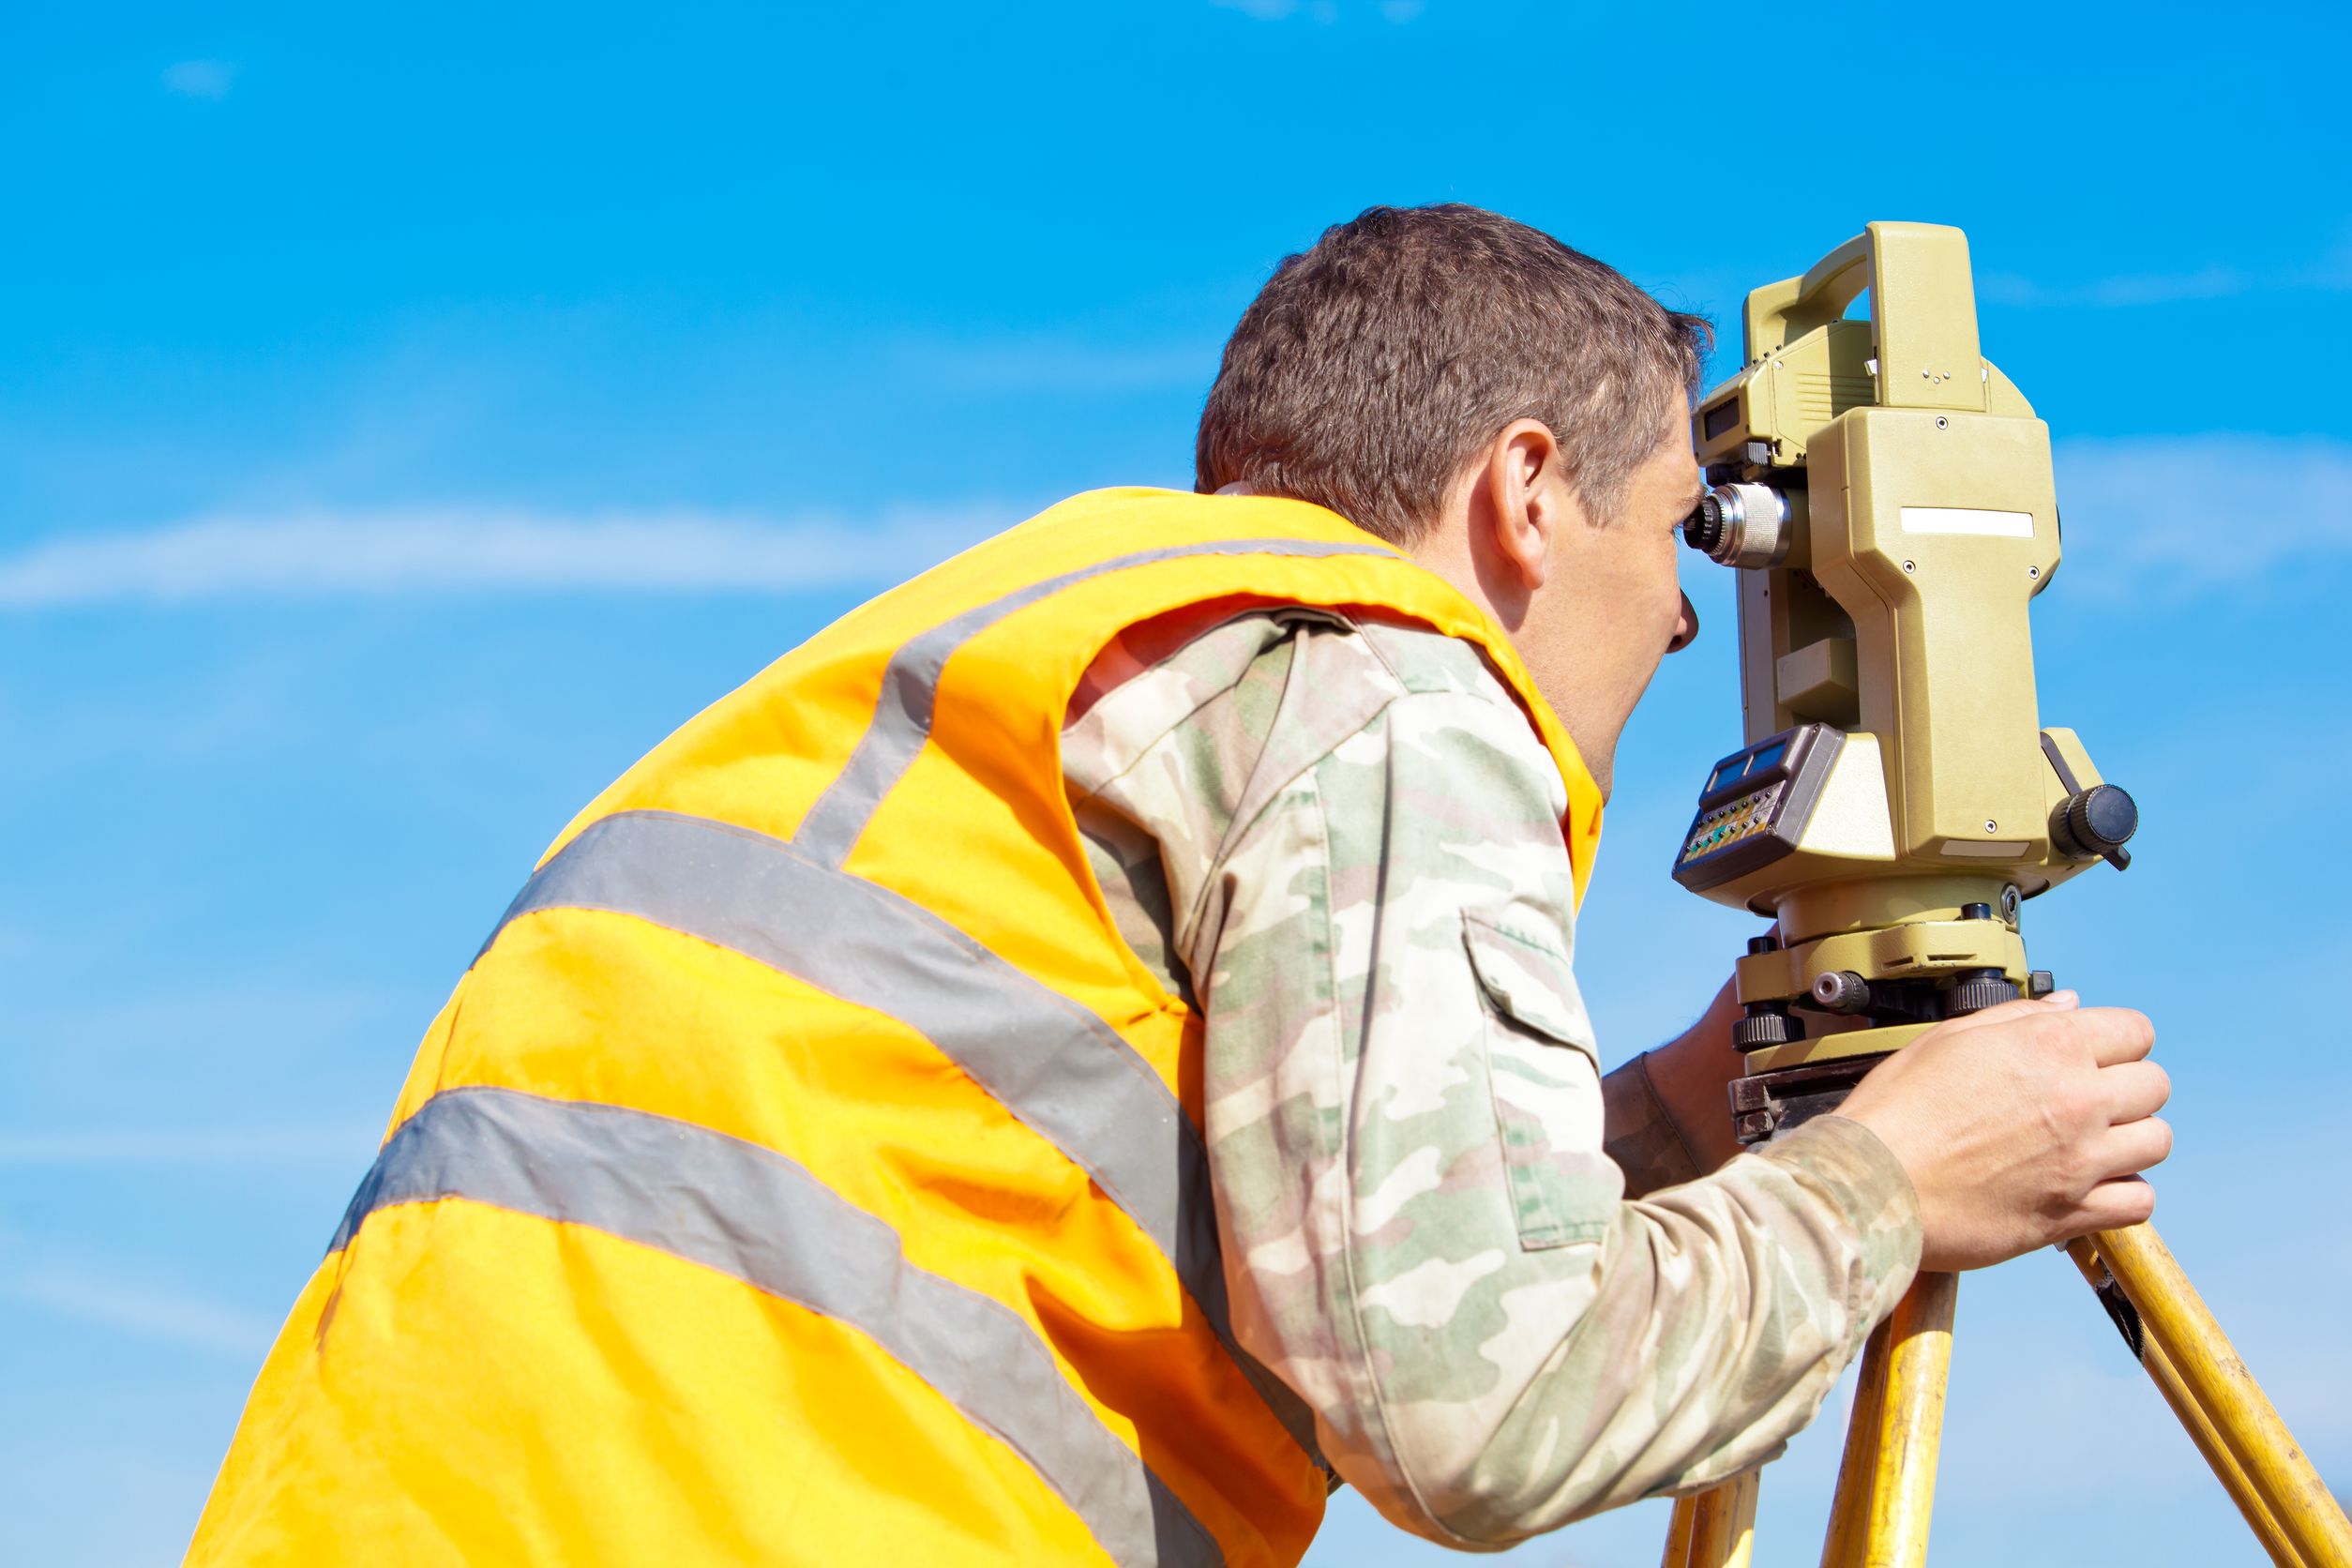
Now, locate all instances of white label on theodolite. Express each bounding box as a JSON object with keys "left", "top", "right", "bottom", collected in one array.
[{"left": 1899, "top": 506, "right": 2035, "bottom": 537}]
